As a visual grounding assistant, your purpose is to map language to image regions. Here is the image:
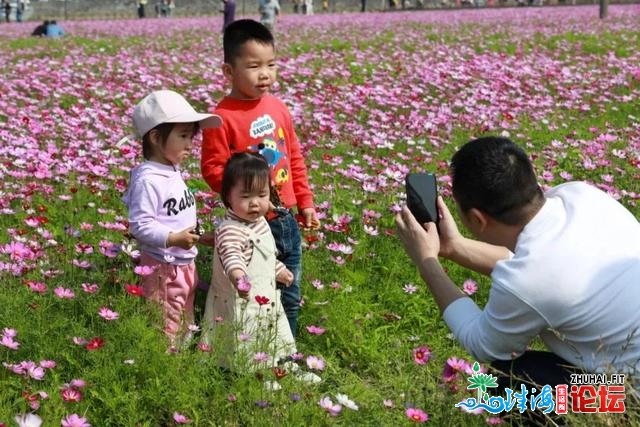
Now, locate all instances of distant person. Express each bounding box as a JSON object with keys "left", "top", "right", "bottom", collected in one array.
[
  {"left": 137, "top": 0, "right": 147, "bottom": 18},
  {"left": 32, "top": 20, "right": 50, "bottom": 37},
  {"left": 166, "top": 0, "right": 175, "bottom": 16},
  {"left": 258, "top": 0, "right": 280, "bottom": 32},
  {"left": 16, "top": 0, "right": 25, "bottom": 22},
  {"left": 221, "top": 0, "right": 236, "bottom": 33},
  {"left": 3, "top": 1, "right": 10, "bottom": 23},
  {"left": 46, "top": 20, "right": 65, "bottom": 38}
]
